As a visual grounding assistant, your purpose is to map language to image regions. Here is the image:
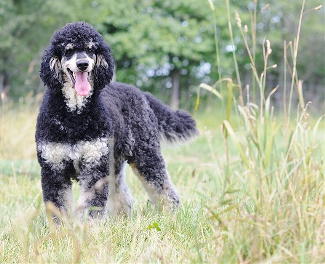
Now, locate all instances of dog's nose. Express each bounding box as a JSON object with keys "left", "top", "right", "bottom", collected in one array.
[{"left": 76, "top": 60, "right": 89, "bottom": 71}]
